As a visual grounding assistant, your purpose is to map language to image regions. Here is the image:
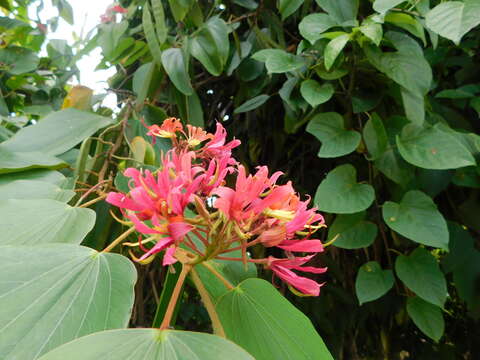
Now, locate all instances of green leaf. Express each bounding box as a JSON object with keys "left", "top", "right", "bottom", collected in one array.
[
  {"left": 133, "top": 62, "right": 156, "bottom": 107},
  {"left": 443, "top": 223, "right": 480, "bottom": 308},
  {"left": 300, "top": 80, "right": 334, "bottom": 107},
  {"left": 425, "top": 0, "right": 480, "bottom": 44},
  {"left": 395, "top": 247, "right": 447, "bottom": 307},
  {"left": 143, "top": 2, "right": 163, "bottom": 65},
  {"left": 252, "top": 49, "right": 306, "bottom": 73},
  {"left": 174, "top": 88, "right": 205, "bottom": 127},
  {"left": 0, "top": 199, "right": 95, "bottom": 245},
  {"left": 396, "top": 124, "right": 476, "bottom": 170},
  {"left": 0, "top": 244, "right": 136, "bottom": 359},
  {"left": 161, "top": 48, "right": 194, "bottom": 96},
  {"left": 400, "top": 87, "right": 425, "bottom": 125},
  {"left": 0, "top": 169, "right": 66, "bottom": 186},
  {"left": 216, "top": 278, "right": 334, "bottom": 360},
  {"left": 363, "top": 113, "right": 388, "bottom": 160},
  {"left": 299, "top": 13, "right": 337, "bottom": 44},
  {"left": 373, "top": 0, "right": 405, "bottom": 13},
  {"left": 98, "top": 21, "right": 128, "bottom": 59},
  {"left": 0, "top": 180, "right": 74, "bottom": 202},
  {"left": 151, "top": 0, "right": 168, "bottom": 44},
  {"left": 278, "top": 0, "right": 304, "bottom": 20},
  {"left": 328, "top": 212, "right": 377, "bottom": 249},
  {"left": 314, "top": 164, "right": 375, "bottom": 214},
  {"left": 0, "top": 146, "right": 66, "bottom": 174},
  {"left": 385, "top": 12, "right": 426, "bottom": 44},
  {"left": 2, "top": 109, "right": 113, "bottom": 156},
  {"left": 383, "top": 190, "right": 448, "bottom": 249},
  {"left": 306, "top": 112, "right": 361, "bottom": 158},
  {"left": 355, "top": 261, "right": 394, "bottom": 305},
  {"left": 324, "top": 34, "right": 350, "bottom": 70},
  {"left": 359, "top": 21, "right": 383, "bottom": 45},
  {"left": 407, "top": 297, "right": 444, "bottom": 342},
  {"left": 190, "top": 17, "right": 230, "bottom": 76},
  {"left": 315, "top": 0, "right": 359, "bottom": 25},
  {"left": 234, "top": 94, "right": 269, "bottom": 114},
  {"left": 364, "top": 32, "right": 431, "bottom": 97},
  {"left": 168, "top": 0, "right": 193, "bottom": 22},
  {"left": 0, "top": 46, "right": 39, "bottom": 74},
  {"left": 39, "top": 329, "right": 254, "bottom": 360},
  {"left": 58, "top": 0, "right": 73, "bottom": 25}
]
